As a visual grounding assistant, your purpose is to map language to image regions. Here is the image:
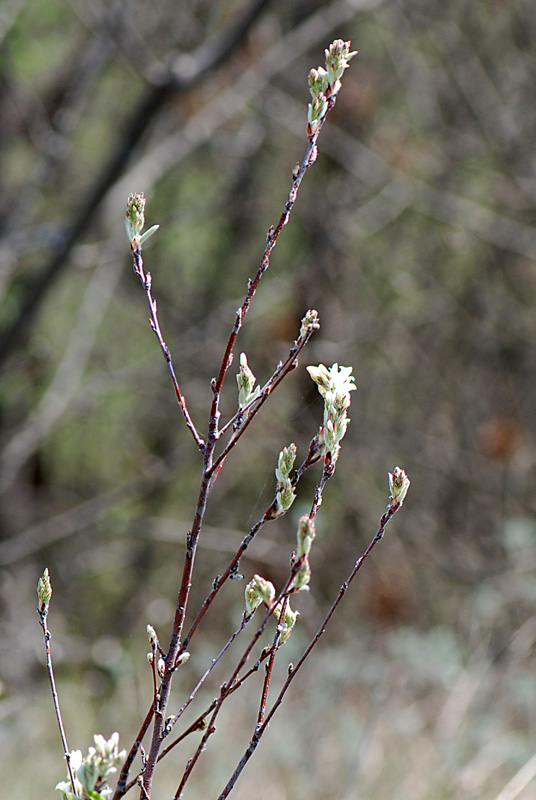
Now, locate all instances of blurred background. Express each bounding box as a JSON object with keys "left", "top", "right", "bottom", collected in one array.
[{"left": 1, "top": 0, "right": 536, "bottom": 797}]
